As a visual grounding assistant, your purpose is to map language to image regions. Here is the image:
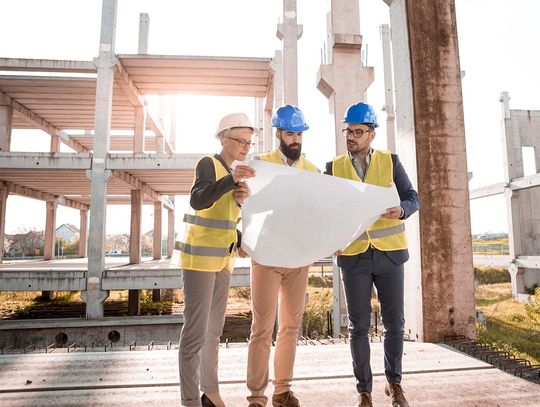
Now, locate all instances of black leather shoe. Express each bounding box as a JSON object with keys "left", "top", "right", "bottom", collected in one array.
[{"left": 201, "top": 393, "right": 217, "bottom": 407}]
